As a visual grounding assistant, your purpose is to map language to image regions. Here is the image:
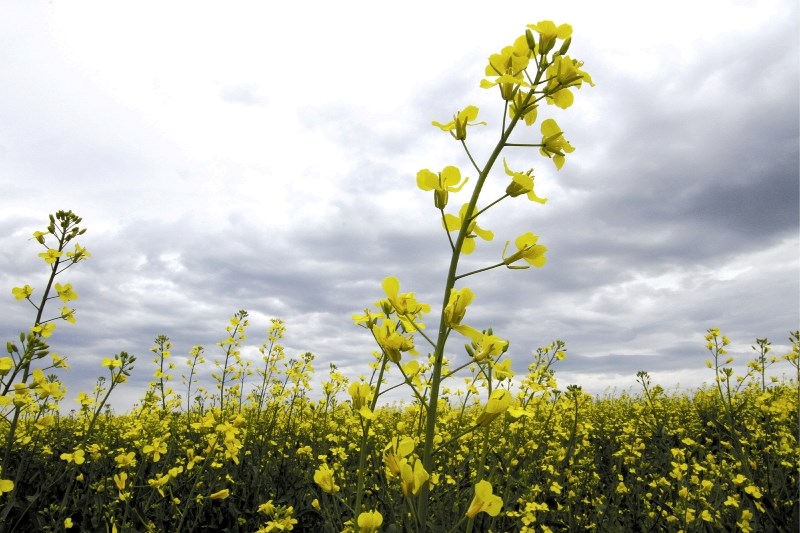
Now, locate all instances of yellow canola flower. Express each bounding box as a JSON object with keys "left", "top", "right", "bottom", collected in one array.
[
  {"left": 444, "top": 287, "right": 474, "bottom": 328},
  {"left": 51, "top": 352, "right": 69, "bottom": 368},
  {"left": 476, "top": 389, "right": 513, "bottom": 427},
  {"left": 75, "top": 391, "right": 94, "bottom": 407},
  {"left": 66, "top": 243, "right": 91, "bottom": 262},
  {"left": 148, "top": 473, "right": 171, "bottom": 497},
  {"left": 432, "top": 105, "right": 487, "bottom": 141},
  {"left": 61, "top": 307, "right": 77, "bottom": 324},
  {"left": 55, "top": 282, "right": 78, "bottom": 303},
  {"left": 143, "top": 435, "right": 169, "bottom": 462},
  {"left": 539, "top": 119, "right": 574, "bottom": 170},
  {"left": 544, "top": 55, "right": 594, "bottom": 109},
  {"left": 32, "top": 230, "right": 48, "bottom": 244},
  {"left": 400, "top": 458, "right": 429, "bottom": 497},
  {"left": 348, "top": 381, "right": 375, "bottom": 420},
  {"left": 357, "top": 510, "right": 383, "bottom": 533},
  {"left": 380, "top": 276, "right": 430, "bottom": 320},
  {"left": 113, "top": 472, "right": 127, "bottom": 491},
  {"left": 744, "top": 485, "right": 762, "bottom": 499},
  {"left": 466, "top": 479, "right": 504, "bottom": 518},
  {"left": 383, "top": 436, "right": 415, "bottom": 477},
  {"left": 11, "top": 285, "right": 33, "bottom": 300},
  {"left": 0, "top": 478, "right": 13, "bottom": 495},
  {"left": 417, "top": 165, "right": 469, "bottom": 209},
  {"left": 481, "top": 35, "right": 532, "bottom": 100},
  {"left": 209, "top": 488, "right": 230, "bottom": 500},
  {"left": 459, "top": 328, "right": 508, "bottom": 361},
  {"left": 527, "top": 20, "right": 572, "bottom": 54},
  {"left": 503, "top": 159, "right": 546, "bottom": 203},
  {"left": 0, "top": 357, "right": 12, "bottom": 376},
  {"left": 372, "top": 319, "right": 416, "bottom": 363},
  {"left": 503, "top": 232, "right": 547, "bottom": 268},
  {"left": 313, "top": 463, "right": 340, "bottom": 494},
  {"left": 38, "top": 249, "right": 62, "bottom": 264},
  {"left": 30, "top": 322, "right": 56, "bottom": 338},
  {"left": 444, "top": 204, "right": 494, "bottom": 254},
  {"left": 492, "top": 358, "right": 514, "bottom": 380},
  {"left": 352, "top": 308, "right": 385, "bottom": 328},
  {"left": 102, "top": 357, "right": 122, "bottom": 368},
  {"left": 60, "top": 448, "right": 86, "bottom": 465}
]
